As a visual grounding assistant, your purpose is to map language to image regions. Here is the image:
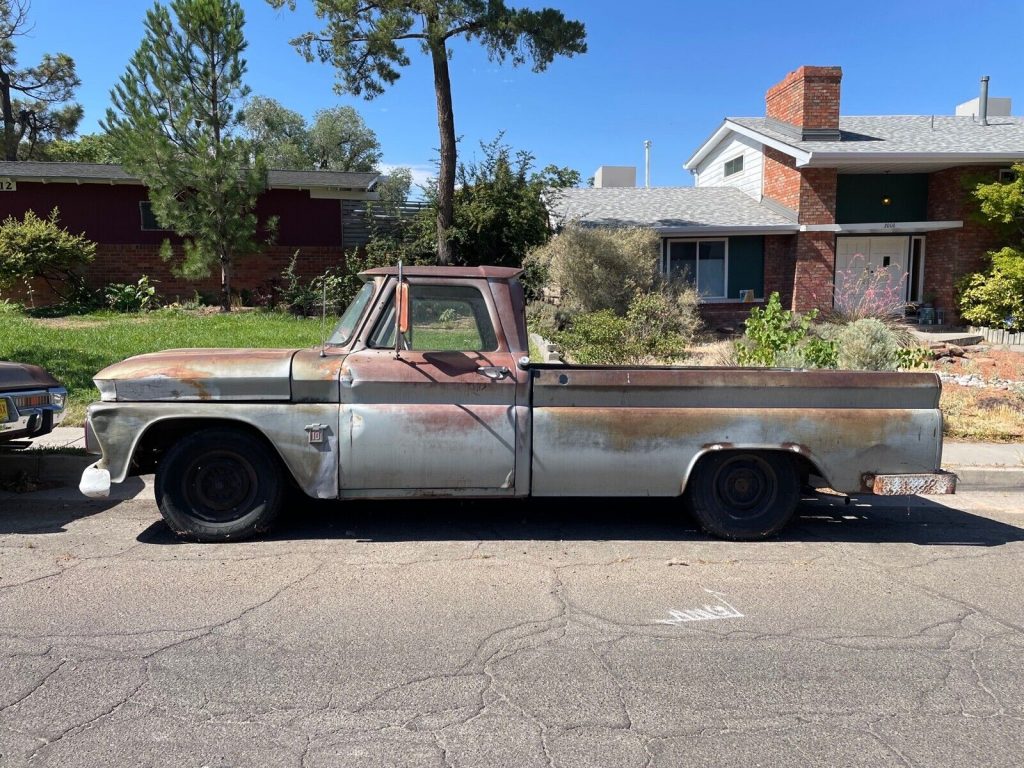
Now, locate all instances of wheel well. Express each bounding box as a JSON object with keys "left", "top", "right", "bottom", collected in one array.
[
  {"left": 684, "top": 449, "right": 826, "bottom": 494},
  {"left": 131, "top": 418, "right": 283, "bottom": 477}
]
